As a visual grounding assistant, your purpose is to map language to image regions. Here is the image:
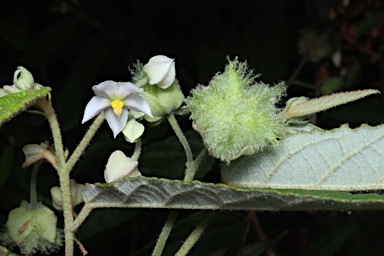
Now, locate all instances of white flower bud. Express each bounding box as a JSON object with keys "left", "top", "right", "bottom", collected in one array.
[
  {"left": 13, "top": 66, "right": 34, "bottom": 90},
  {"left": 143, "top": 55, "right": 176, "bottom": 89}
]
